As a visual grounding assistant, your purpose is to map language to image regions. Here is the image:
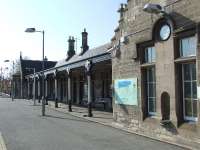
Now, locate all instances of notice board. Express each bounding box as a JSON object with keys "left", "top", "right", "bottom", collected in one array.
[{"left": 114, "top": 78, "right": 138, "bottom": 106}]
